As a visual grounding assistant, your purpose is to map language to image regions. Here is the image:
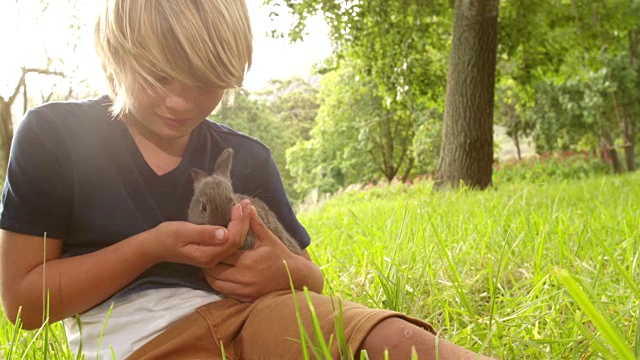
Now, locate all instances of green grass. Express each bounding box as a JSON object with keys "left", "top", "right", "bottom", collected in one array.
[
  {"left": 1, "top": 313, "right": 74, "bottom": 359},
  {"left": 2, "top": 173, "right": 639, "bottom": 359},
  {"left": 300, "top": 173, "right": 639, "bottom": 359}
]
